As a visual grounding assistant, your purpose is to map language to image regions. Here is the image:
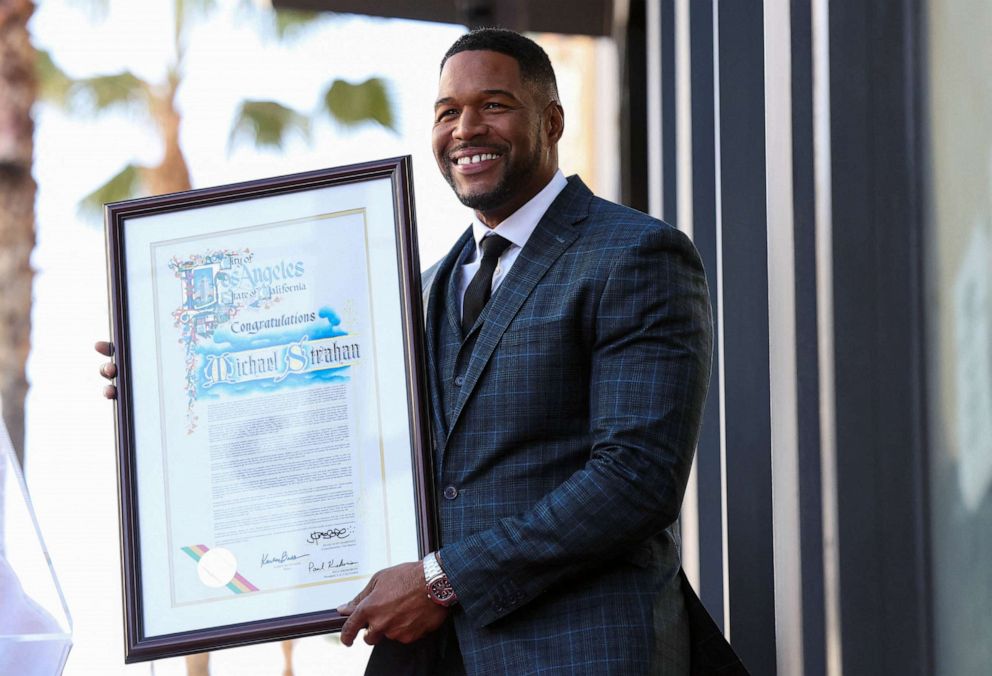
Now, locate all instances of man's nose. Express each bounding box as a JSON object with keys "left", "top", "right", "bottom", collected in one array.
[{"left": 453, "top": 108, "right": 487, "bottom": 140}]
